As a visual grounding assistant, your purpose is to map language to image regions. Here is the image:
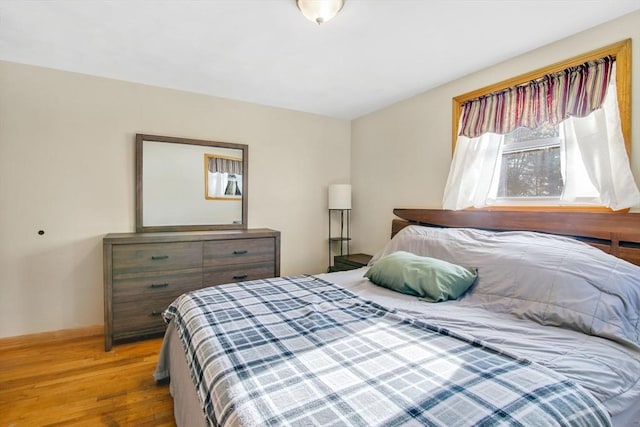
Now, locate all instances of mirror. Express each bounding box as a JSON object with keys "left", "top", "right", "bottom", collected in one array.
[{"left": 136, "top": 134, "right": 248, "bottom": 232}]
